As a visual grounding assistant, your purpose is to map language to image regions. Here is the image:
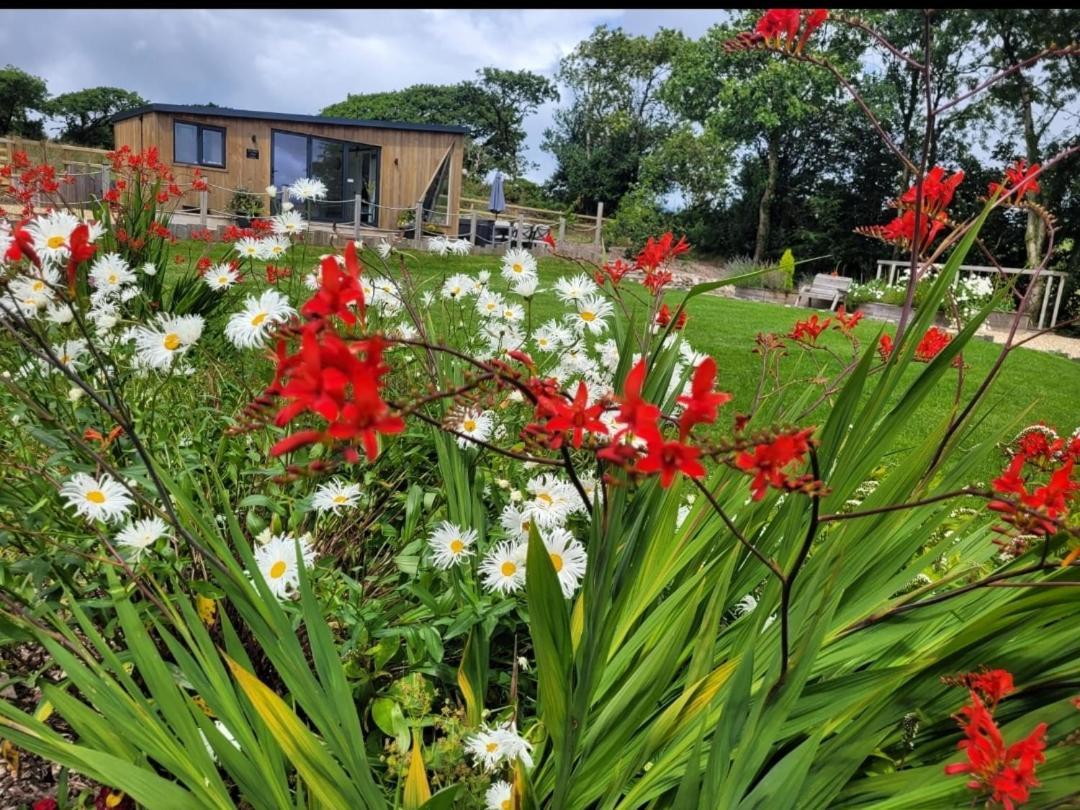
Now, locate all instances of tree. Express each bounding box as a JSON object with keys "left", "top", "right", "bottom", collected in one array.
[
  {"left": 321, "top": 68, "right": 556, "bottom": 178},
  {"left": 975, "top": 9, "right": 1080, "bottom": 266},
  {"left": 542, "top": 26, "right": 683, "bottom": 214},
  {"left": 48, "top": 86, "right": 146, "bottom": 148},
  {"left": 0, "top": 64, "right": 48, "bottom": 138}
]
